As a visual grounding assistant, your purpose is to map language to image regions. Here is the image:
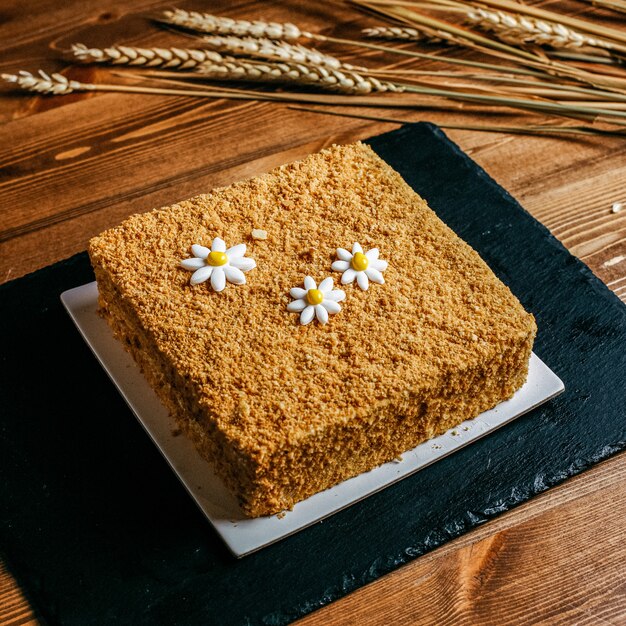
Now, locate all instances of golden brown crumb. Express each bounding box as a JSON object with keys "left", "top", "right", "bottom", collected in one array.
[{"left": 89, "top": 142, "right": 536, "bottom": 517}]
